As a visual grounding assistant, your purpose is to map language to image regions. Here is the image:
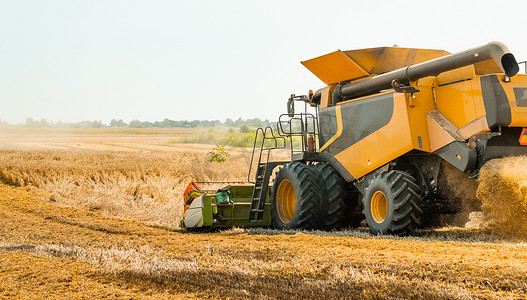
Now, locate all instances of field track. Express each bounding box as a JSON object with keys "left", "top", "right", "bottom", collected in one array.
[{"left": 1, "top": 183, "right": 527, "bottom": 299}]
